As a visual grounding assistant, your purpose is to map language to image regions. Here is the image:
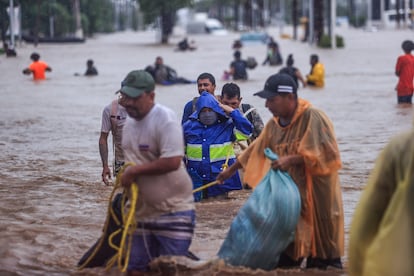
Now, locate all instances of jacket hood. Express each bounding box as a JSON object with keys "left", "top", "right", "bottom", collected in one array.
[{"left": 189, "top": 91, "right": 227, "bottom": 120}]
